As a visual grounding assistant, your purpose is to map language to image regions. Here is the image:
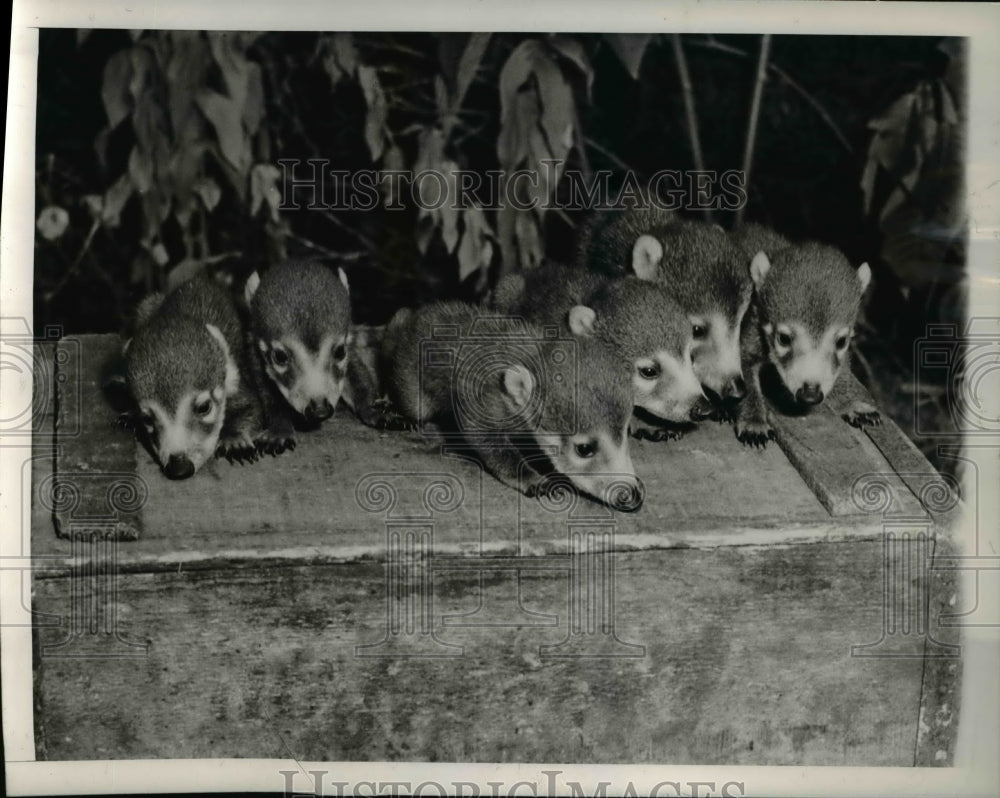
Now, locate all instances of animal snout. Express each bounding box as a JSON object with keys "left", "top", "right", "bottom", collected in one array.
[
  {"left": 163, "top": 453, "right": 195, "bottom": 480},
  {"left": 609, "top": 478, "right": 645, "bottom": 513},
  {"left": 796, "top": 382, "right": 825, "bottom": 406},
  {"left": 689, "top": 396, "right": 715, "bottom": 422},
  {"left": 723, "top": 375, "right": 746, "bottom": 402},
  {"left": 304, "top": 397, "right": 335, "bottom": 422}
]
